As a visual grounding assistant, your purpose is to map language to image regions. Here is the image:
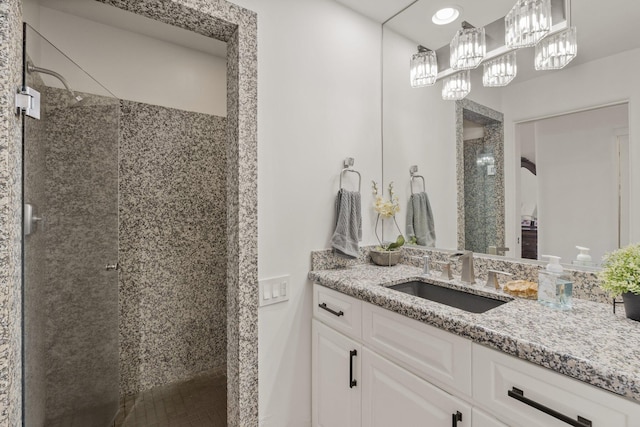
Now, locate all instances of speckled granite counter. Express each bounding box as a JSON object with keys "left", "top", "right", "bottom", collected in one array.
[{"left": 309, "top": 263, "right": 640, "bottom": 404}]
